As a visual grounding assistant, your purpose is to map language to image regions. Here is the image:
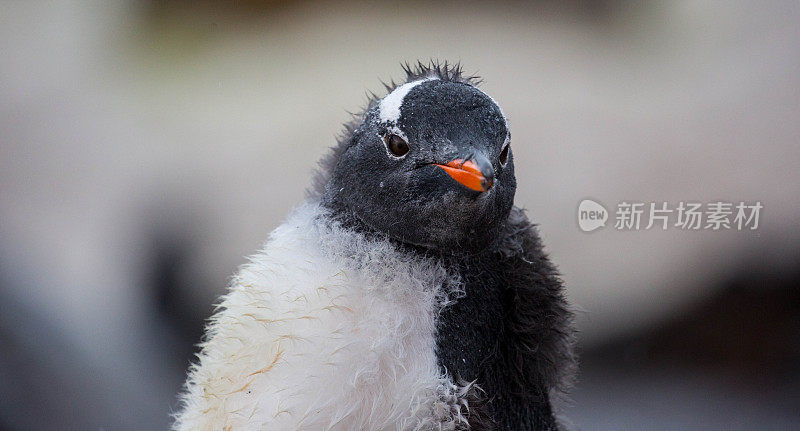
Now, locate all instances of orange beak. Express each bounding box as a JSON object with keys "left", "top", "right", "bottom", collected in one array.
[{"left": 434, "top": 159, "right": 494, "bottom": 192}]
